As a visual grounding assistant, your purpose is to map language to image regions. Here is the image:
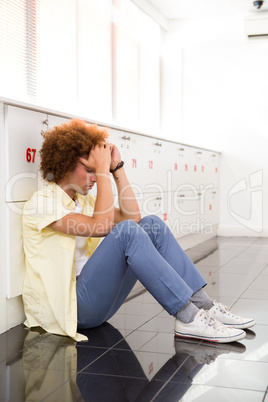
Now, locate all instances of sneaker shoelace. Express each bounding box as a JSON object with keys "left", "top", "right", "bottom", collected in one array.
[
  {"left": 213, "top": 301, "right": 233, "bottom": 316},
  {"left": 200, "top": 310, "right": 226, "bottom": 333}
]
